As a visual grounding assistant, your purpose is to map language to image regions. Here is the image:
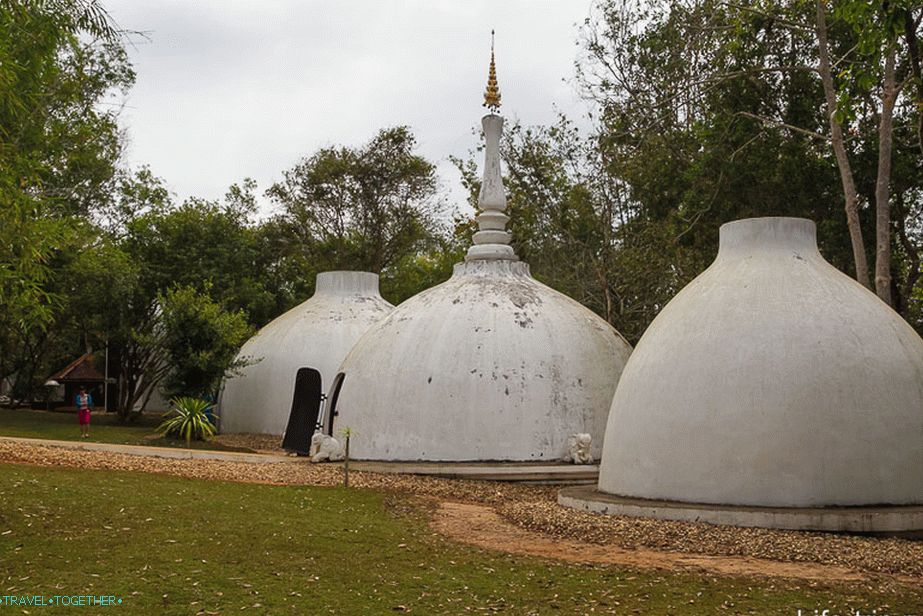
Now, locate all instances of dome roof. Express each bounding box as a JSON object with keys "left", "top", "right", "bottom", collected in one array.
[
  {"left": 332, "top": 259, "right": 632, "bottom": 461},
  {"left": 599, "top": 217, "right": 923, "bottom": 507},
  {"left": 330, "top": 65, "right": 632, "bottom": 462},
  {"left": 218, "top": 271, "right": 393, "bottom": 435}
]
